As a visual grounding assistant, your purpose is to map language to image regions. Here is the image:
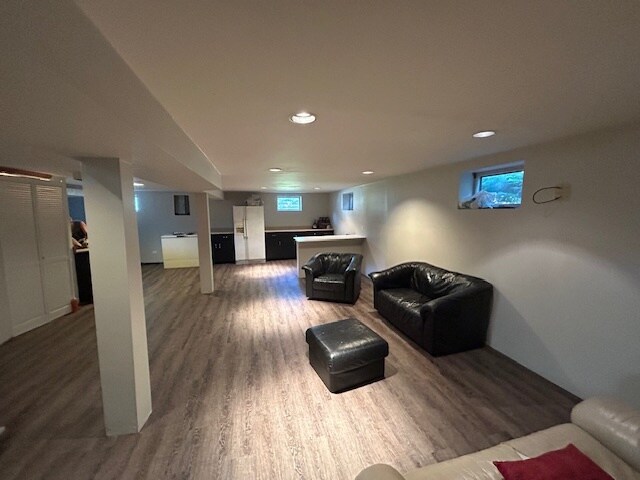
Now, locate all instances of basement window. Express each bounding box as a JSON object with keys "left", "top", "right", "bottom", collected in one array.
[
  {"left": 277, "top": 195, "right": 302, "bottom": 212},
  {"left": 342, "top": 192, "right": 353, "bottom": 211},
  {"left": 459, "top": 161, "right": 525, "bottom": 209}
]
